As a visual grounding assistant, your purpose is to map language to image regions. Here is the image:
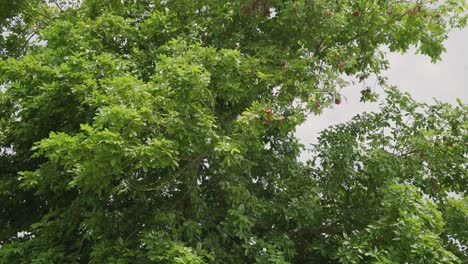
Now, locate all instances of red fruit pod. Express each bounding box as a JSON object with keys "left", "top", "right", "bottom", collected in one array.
[
  {"left": 353, "top": 10, "right": 361, "bottom": 16},
  {"left": 335, "top": 98, "right": 342, "bottom": 105},
  {"left": 314, "top": 103, "right": 321, "bottom": 109}
]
